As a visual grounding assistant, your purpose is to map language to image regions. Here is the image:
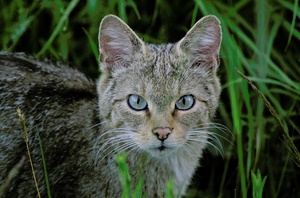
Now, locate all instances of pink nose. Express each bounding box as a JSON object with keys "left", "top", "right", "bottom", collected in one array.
[{"left": 152, "top": 127, "right": 172, "bottom": 141}]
